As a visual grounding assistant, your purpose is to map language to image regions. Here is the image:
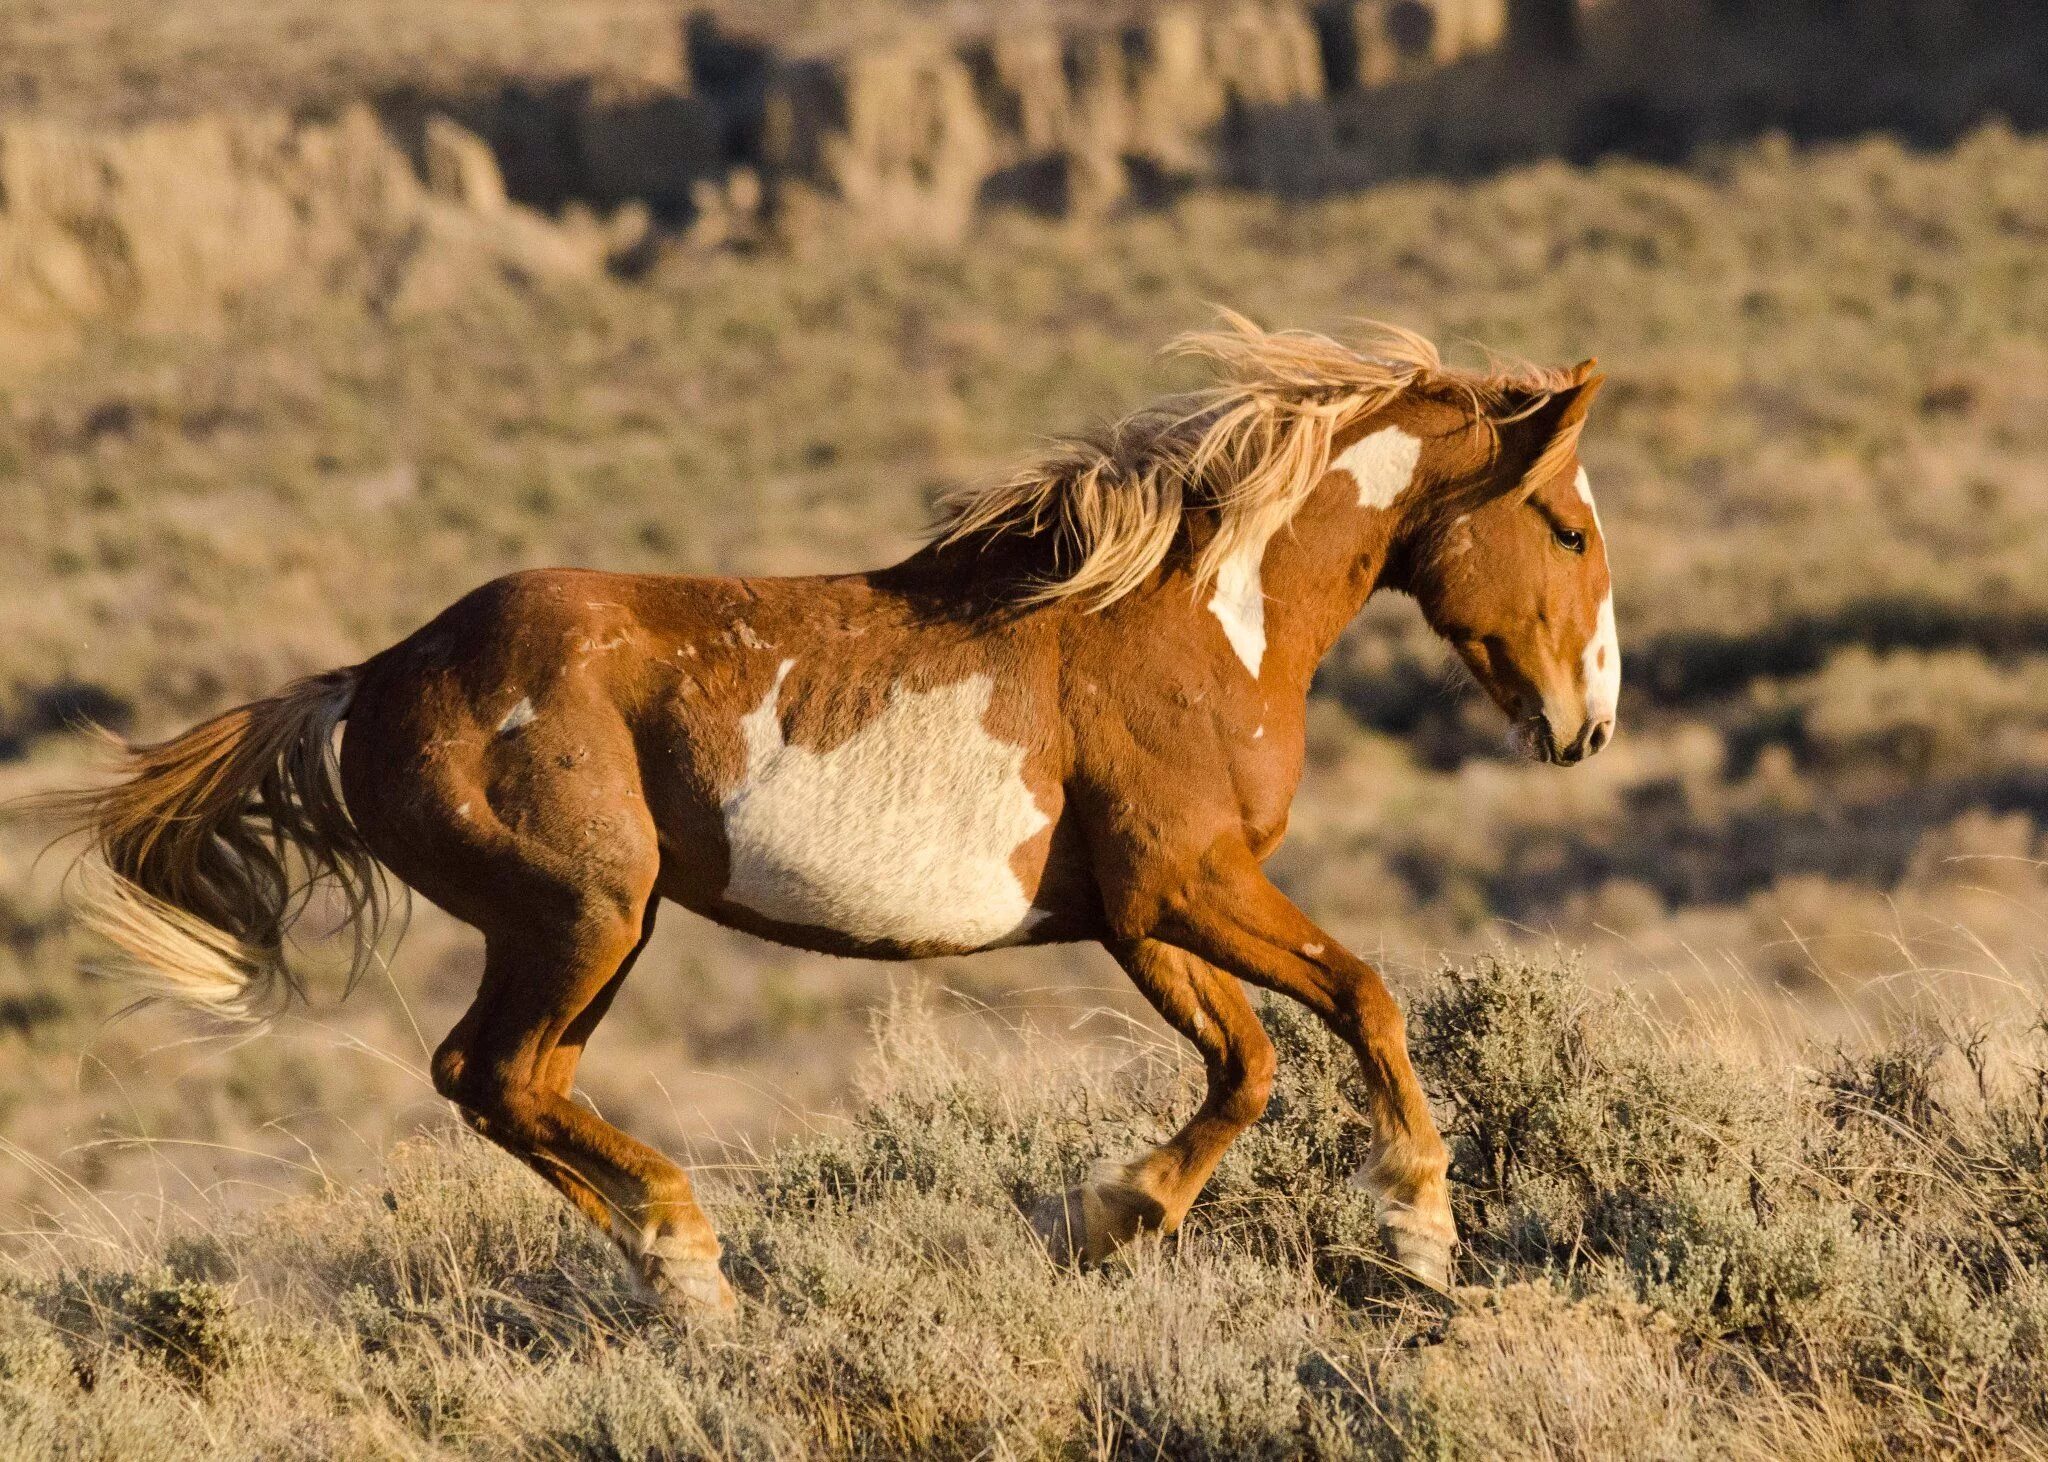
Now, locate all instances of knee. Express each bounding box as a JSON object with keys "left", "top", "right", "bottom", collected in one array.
[{"left": 1332, "top": 974, "right": 1406, "bottom": 1050}]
